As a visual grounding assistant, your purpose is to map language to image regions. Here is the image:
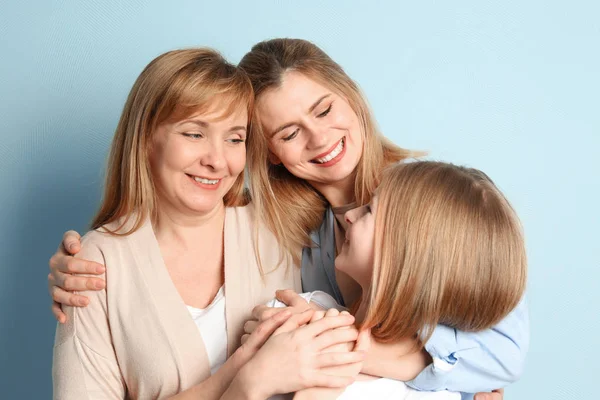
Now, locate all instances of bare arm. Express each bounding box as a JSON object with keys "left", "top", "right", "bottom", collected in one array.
[{"left": 361, "top": 336, "right": 431, "bottom": 381}]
